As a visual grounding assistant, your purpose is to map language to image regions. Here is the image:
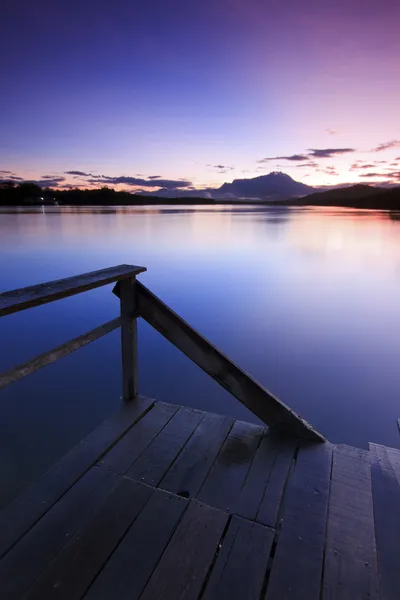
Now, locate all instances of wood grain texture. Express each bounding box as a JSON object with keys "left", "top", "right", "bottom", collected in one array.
[
  {"left": 99, "top": 402, "right": 179, "bottom": 474},
  {"left": 159, "top": 411, "right": 234, "bottom": 497},
  {"left": 197, "top": 420, "right": 264, "bottom": 512},
  {"left": 385, "top": 445, "right": 400, "bottom": 486},
  {"left": 0, "top": 318, "right": 120, "bottom": 390},
  {"left": 0, "top": 467, "right": 121, "bottom": 600},
  {"left": 256, "top": 436, "right": 296, "bottom": 528},
  {"left": 369, "top": 443, "right": 400, "bottom": 600},
  {"left": 140, "top": 500, "right": 228, "bottom": 600},
  {"left": 136, "top": 281, "right": 325, "bottom": 442},
  {"left": 232, "top": 431, "right": 280, "bottom": 520},
  {"left": 323, "top": 445, "right": 379, "bottom": 600},
  {"left": 84, "top": 489, "right": 188, "bottom": 600},
  {"left": 202, "top": 516, "right": 274, "bottom": 600},
  {"left": 0, "top": 396, "right": 153, "bottom": 559},
  {"left": 265, "top": 443, "right": 333, "bottom": 600},
  {"left": 23, "top": 478, "right": 153, "bottom": 600},
  {"left": 0, "top": 264, "right": 145, "bottom": 317},
  {"left": 119, "top": 277, "right": 139, "bottom": 400},
  {"left": 126, "top": 406, "right": 205, "bottom": 486}
]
